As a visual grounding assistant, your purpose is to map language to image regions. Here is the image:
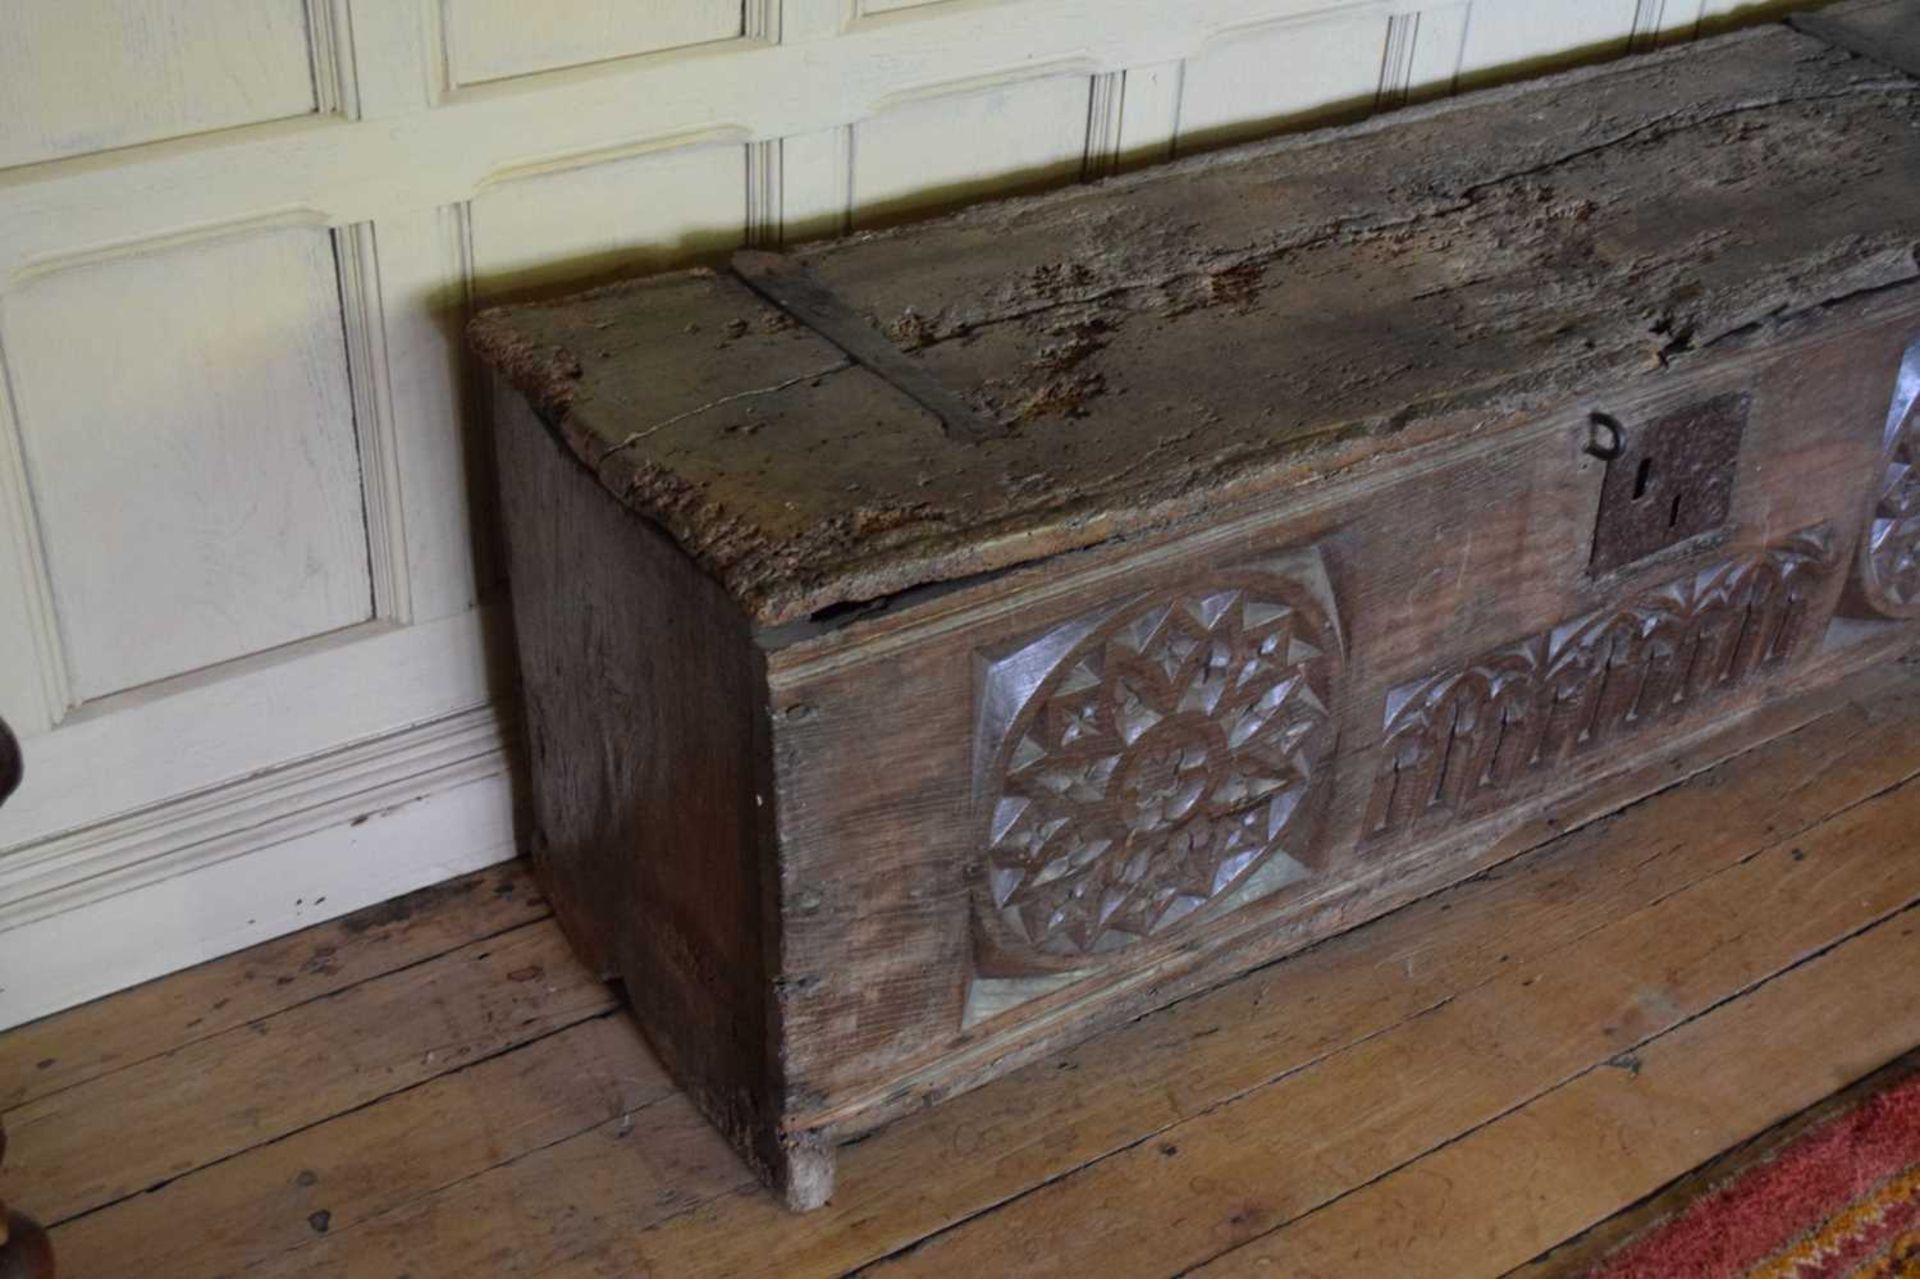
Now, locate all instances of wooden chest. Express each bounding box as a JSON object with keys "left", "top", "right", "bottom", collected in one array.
[{"left": 472, "top": 16, "right": 1920, "bottom": 1209}]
